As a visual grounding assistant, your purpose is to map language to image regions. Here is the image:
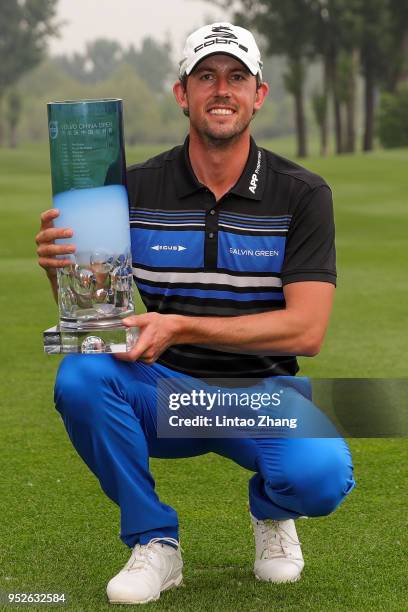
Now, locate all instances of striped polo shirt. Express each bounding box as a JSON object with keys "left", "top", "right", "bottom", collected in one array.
[{"left": 127, "top": 137, "right": 336, "bottom": 378}]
